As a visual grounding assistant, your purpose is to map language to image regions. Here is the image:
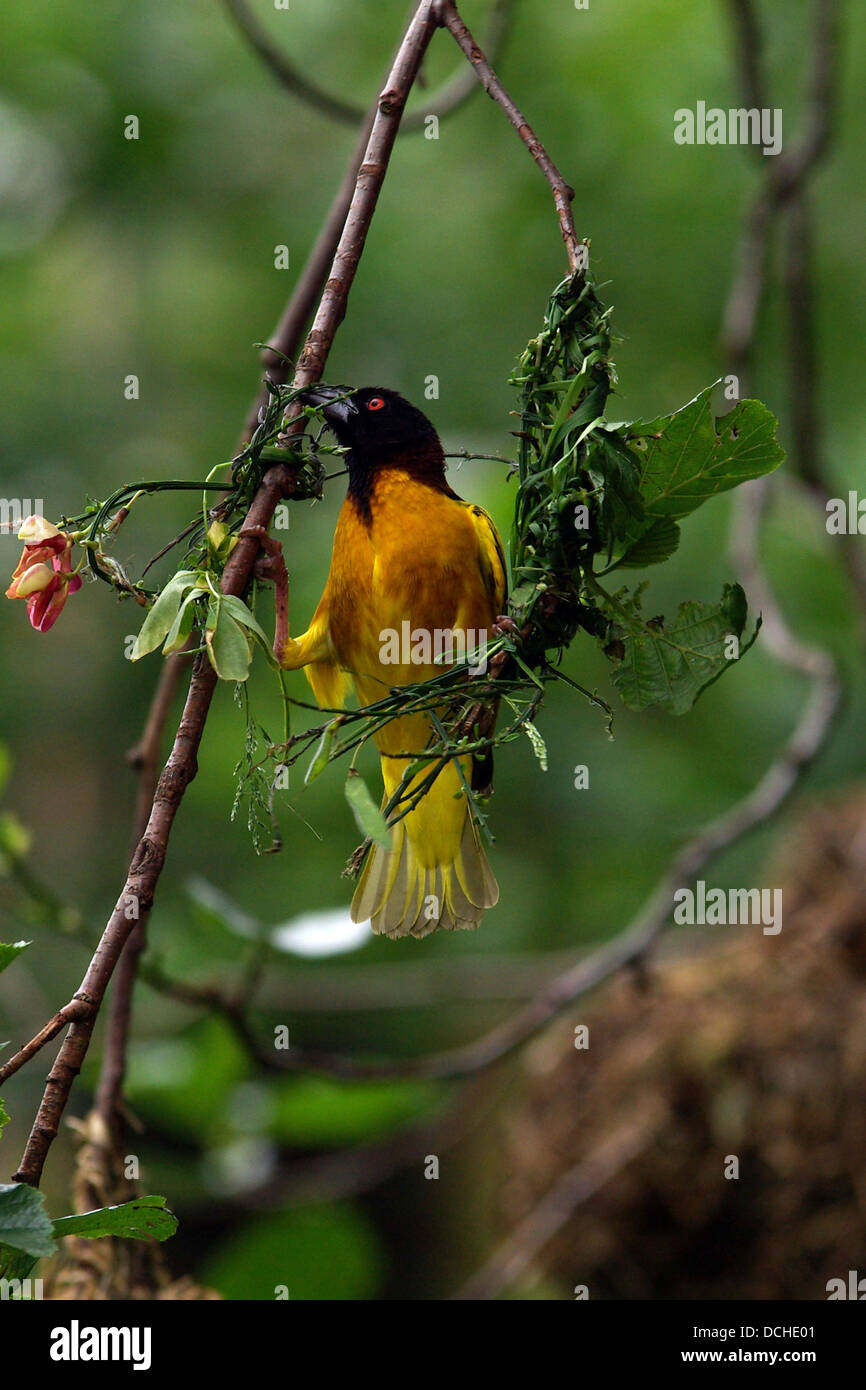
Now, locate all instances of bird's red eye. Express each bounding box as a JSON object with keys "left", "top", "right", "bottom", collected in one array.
[{"left": 366, "top": 396, "right": 386, "bottom": 411}]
